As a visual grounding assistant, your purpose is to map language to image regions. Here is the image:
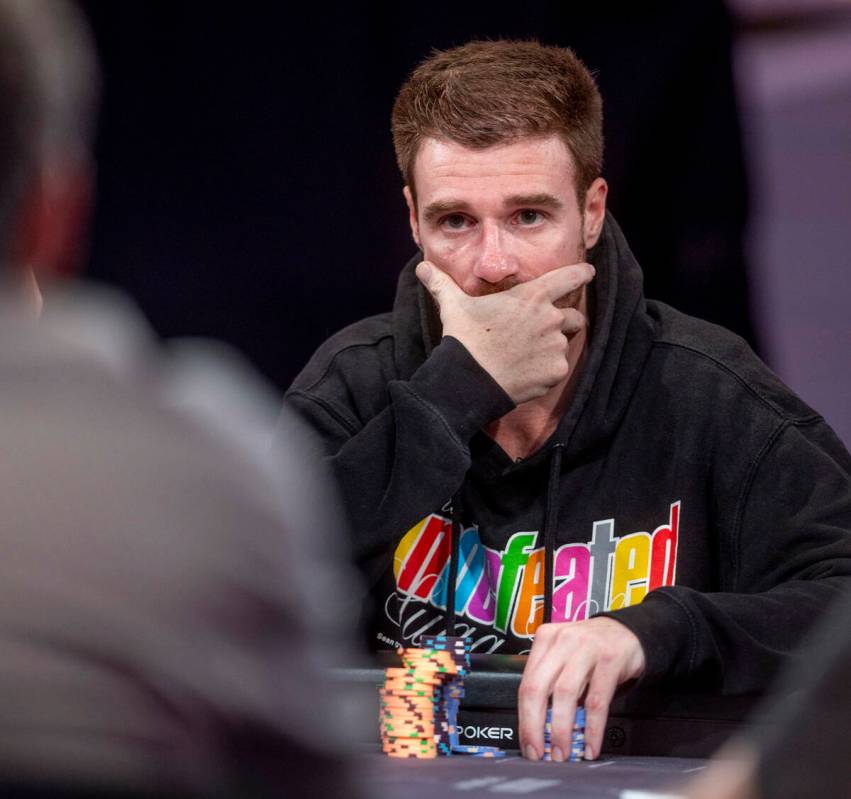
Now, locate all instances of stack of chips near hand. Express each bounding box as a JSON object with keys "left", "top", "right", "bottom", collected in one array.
[
  {"left": 379, "top": 635, "right": 506, "bottom": 759},
  {"left": 379, "top": 647, "right": 453, "bottom": 758},
  {"left": 543, "top": 706, "right": 586, "bottom": 761}
]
